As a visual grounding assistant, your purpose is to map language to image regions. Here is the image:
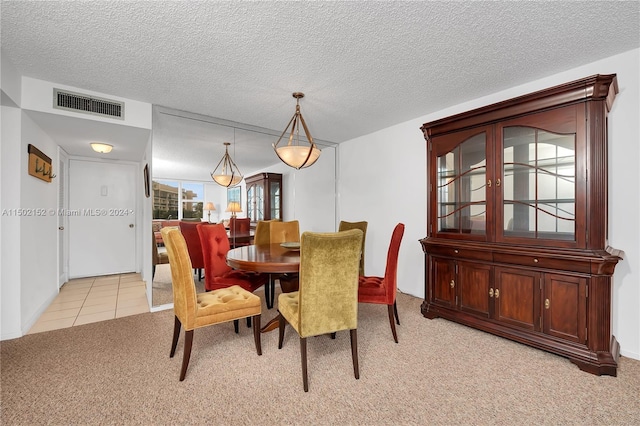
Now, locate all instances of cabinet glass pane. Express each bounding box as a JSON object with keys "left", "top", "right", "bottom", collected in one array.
[
  {"left": 503, "top": 126, "right": 575, "bottom": 240},
  {"left": 255, "top": 185, "right": 264, "bottom": 220},
  {"left": 270, "top": 182, "right": 281, "bottom": 220},
  {"left": 247, "top": 185, "right": 264, "bottom": 221},
  {"left": 437, "top": 133, "right": 486, "bottom": 234}
]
